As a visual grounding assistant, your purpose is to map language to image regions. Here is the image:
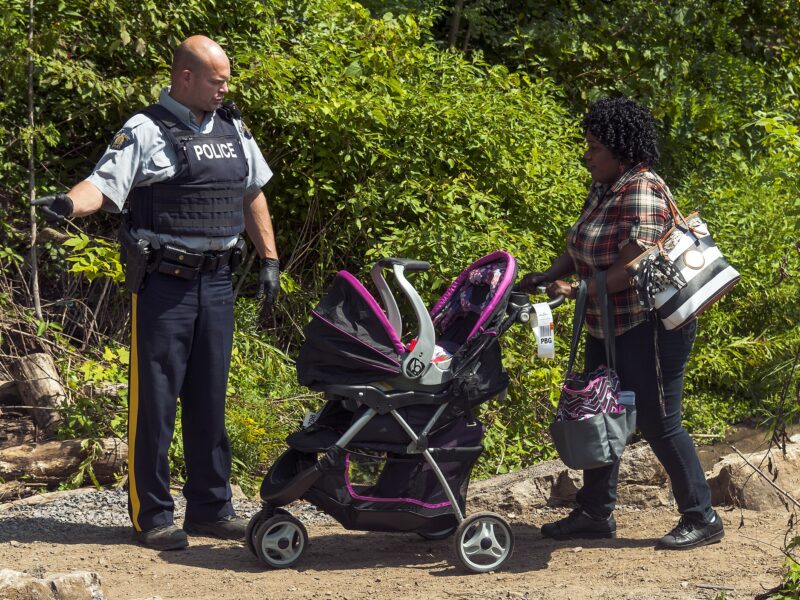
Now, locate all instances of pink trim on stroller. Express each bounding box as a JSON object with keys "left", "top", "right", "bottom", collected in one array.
[
  {"left": 430, "top": 250, "right": 517, "bottom": 340},
  {"left": 336, "top": 270, "right": 406, "bottom": 355},
  {"left": 343, "top": 453, "right": 452, "bottom": 509}
]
